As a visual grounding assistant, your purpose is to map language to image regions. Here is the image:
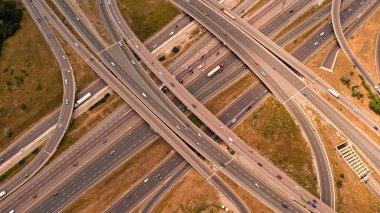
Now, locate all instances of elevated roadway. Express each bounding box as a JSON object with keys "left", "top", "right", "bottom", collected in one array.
[
  {"left": 194, "top": 0, "right": 380, "bottom": 176},
  {"left": 0, "top": 0, "right": 76, "bottom": 199},
  {"left": 331, "top": 0, "right": 379, "bottom": 93}
]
